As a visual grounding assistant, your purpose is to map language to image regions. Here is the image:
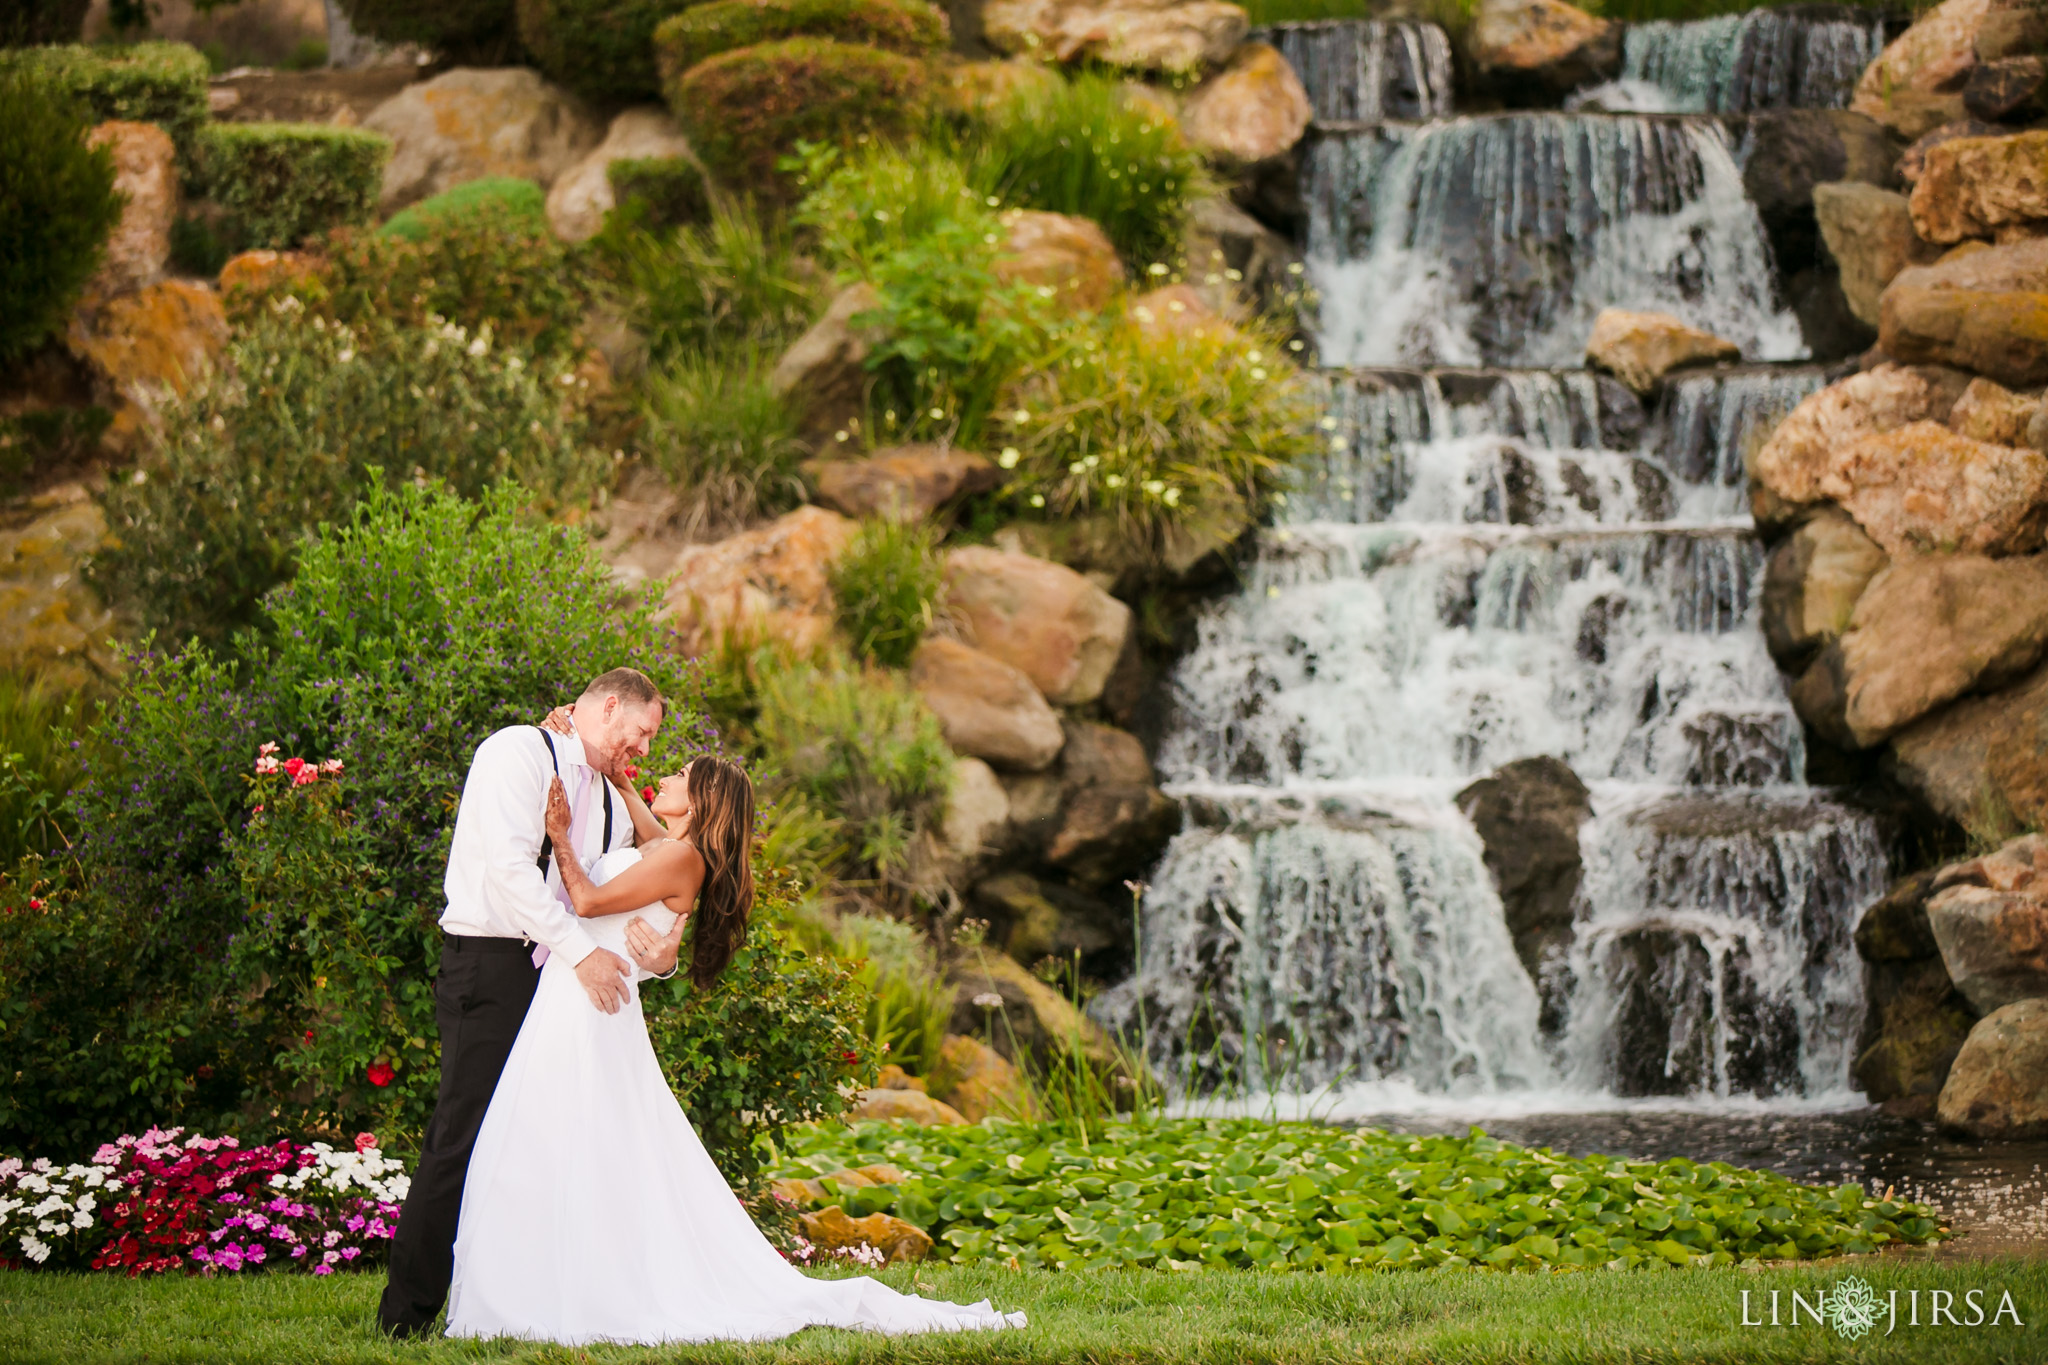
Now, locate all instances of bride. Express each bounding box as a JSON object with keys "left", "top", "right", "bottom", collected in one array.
[{"left": 445, "top": 754, "right": 1024, "bottom": 1344}]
